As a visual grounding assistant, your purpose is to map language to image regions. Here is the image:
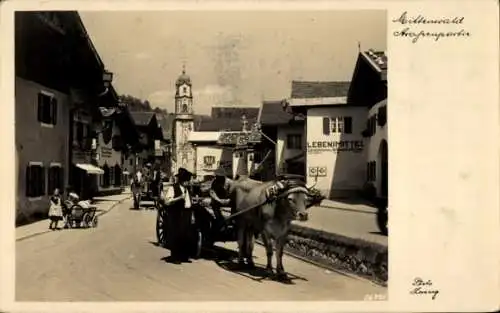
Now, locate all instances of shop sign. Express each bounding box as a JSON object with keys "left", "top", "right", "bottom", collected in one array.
[
  {"left": 307, "top": 140, "right": 364, "bottom": 153},
  {"left": 203, "top": 155, "right": 216, "bottom": 169},
  {"left": 308, "top": 166, "right": 327, "bottom": 177}
]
